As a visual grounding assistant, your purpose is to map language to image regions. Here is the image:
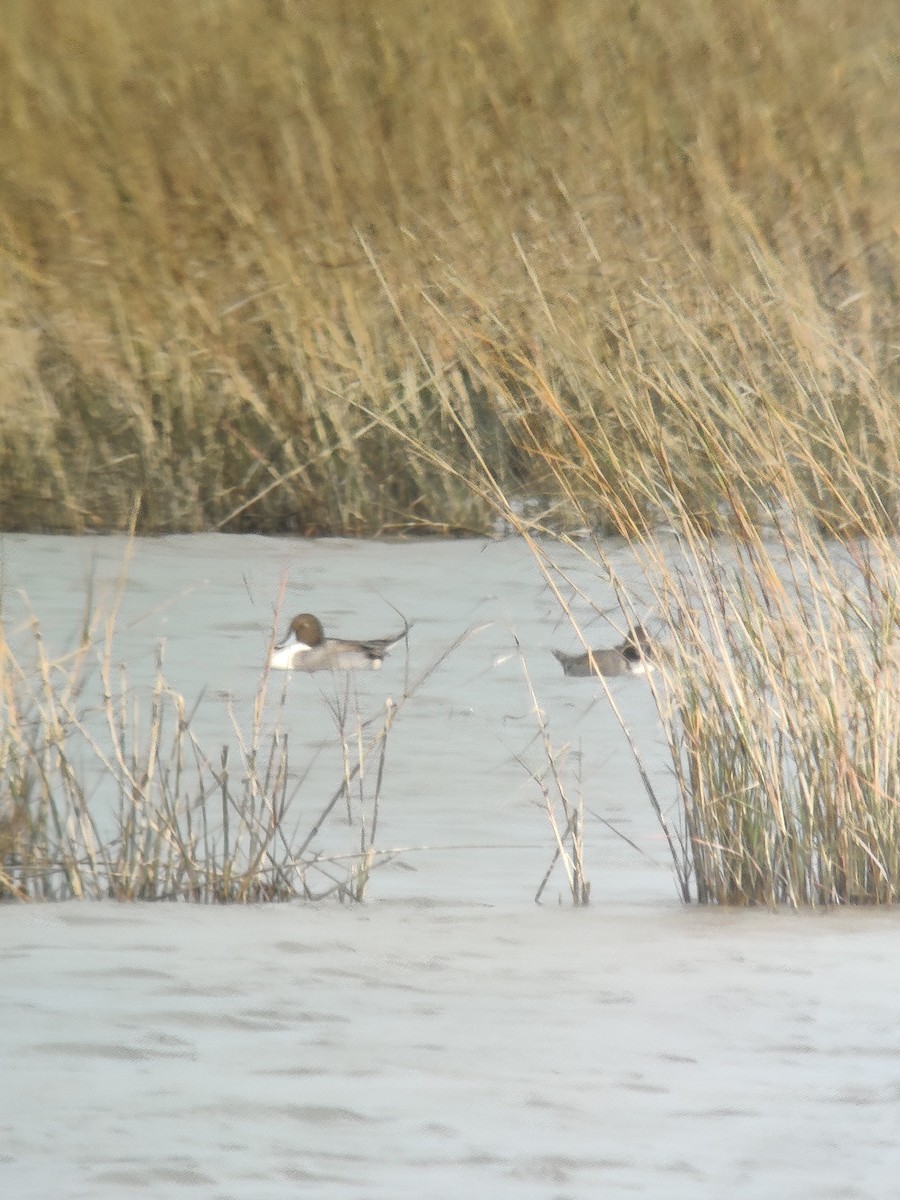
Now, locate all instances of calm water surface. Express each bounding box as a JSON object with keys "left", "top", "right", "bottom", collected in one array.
[{"left": 2, "top": 534, "right": 899, "bottom": 1199}]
